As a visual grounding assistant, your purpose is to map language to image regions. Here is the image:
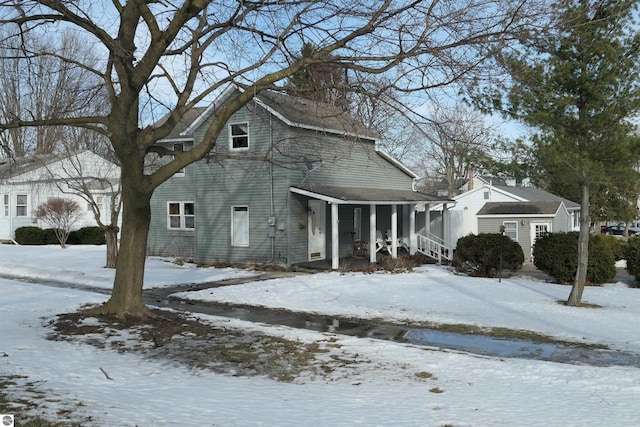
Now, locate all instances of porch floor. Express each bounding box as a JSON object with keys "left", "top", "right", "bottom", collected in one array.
[{"left": 294, "top": 250, "right": 422, "bottom": 272}]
